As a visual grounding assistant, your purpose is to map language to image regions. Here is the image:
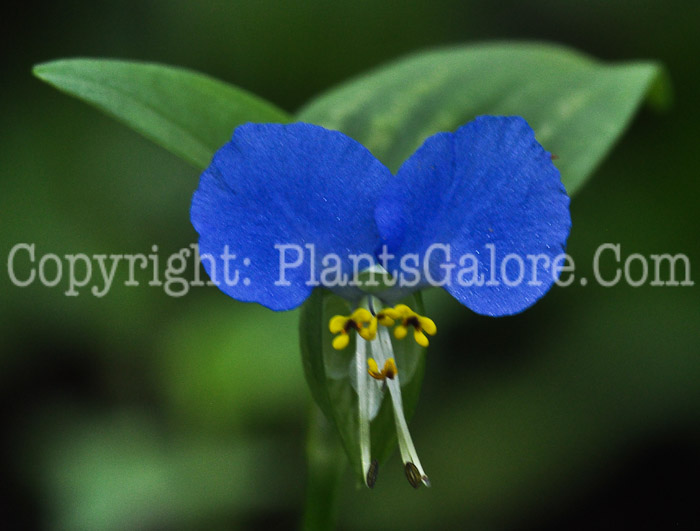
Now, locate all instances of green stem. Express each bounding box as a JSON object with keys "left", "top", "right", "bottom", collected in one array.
[{"left": 301, "top": 403, "right": 347, "bottom": 531}]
